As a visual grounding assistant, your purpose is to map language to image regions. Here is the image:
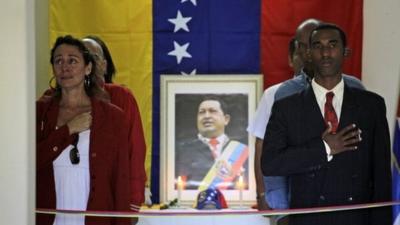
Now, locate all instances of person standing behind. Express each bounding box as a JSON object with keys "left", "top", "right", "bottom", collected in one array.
[
  {"left": 82, "top": 36, "right": 147, "bottom": 213},
  {"left": 83, "top": 35, "right": 116, "bottom": 84},
  {"left": 248, "top": 37, "right": 302, "bottom": 211},
  {"left": 36, "top": 35, "right": 131, "bottom": 225},
  {"left": 262, "top": 23, "right": 392, "bottom": 225}
]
